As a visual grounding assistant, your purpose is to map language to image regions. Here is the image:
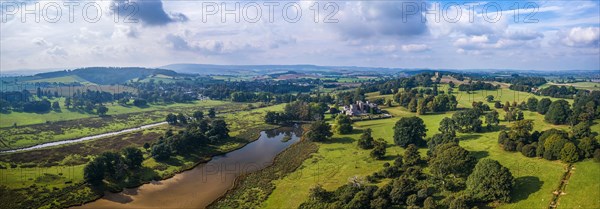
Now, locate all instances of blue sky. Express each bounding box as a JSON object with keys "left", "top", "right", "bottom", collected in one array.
[{"left": 0, "top": 0, "right": 598, "bottom": 71}]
